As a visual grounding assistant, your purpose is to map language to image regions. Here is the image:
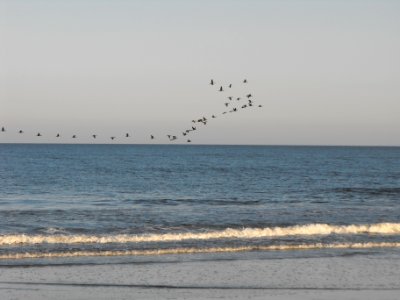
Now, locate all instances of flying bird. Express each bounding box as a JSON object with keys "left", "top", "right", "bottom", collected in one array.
[
  {"left": 210, "top": 79, "right": 214, "bottom": 85},
  {"left": 150, "top": 135, "right": 154, "bottom": 139},
  {"left": 18, "top": 130, "right": 23, "bottom": 134},
  {"left": 72, "top": 135, "right": 77, "bottom": 139},
  {"left": 111, "top": 137, "right": 115, "bottom": 140},
  {"left": 243, "top": 79, "right": 247, "bottom": 83},
  {"left": 36, "top": 133, "right": 41, "bottom": 137},
  {"left": 1, "top": 127, "right": 5, "bottom": 132},
  {"left": 219, "top": 86, "right": 223, "bottom": 92},
  {"left": 126, "top": 133, "right": 130, "bottom": 137},
  {"left": 92, "top": 134, "right": 97, "bottom": 139},
  {"left": 56, "top": 133, "right": 60, "bottom": 138},
  {"left": 229, "top": 84, "right": 232, "bottom": 88},
  {"left": 246, "top": 94, "right": 252, "bottom": 98},
  {"left": 187, "top": 139, "right": 191, "bottom": 143},
  {"left": 168, "top": 135, "right": 177, "bottom": 141},
  {"left": 228, "top": 96, "right": 232, "bottom": 101}
]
